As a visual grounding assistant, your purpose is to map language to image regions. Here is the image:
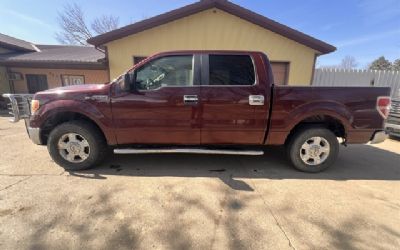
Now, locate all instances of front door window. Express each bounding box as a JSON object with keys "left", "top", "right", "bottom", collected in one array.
[{"left": 135, "top": 55, "right": 194, "bottom": 90}]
